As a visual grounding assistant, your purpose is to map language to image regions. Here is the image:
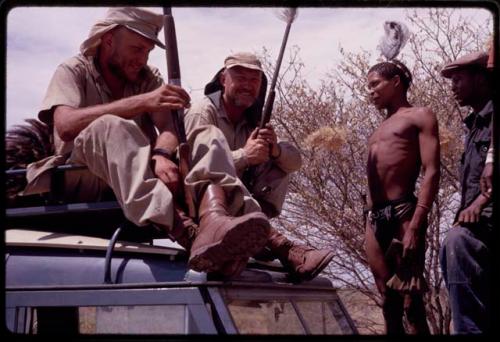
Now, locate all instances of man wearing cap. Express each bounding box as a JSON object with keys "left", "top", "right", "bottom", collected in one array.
[
  {"left": 22, "top": 8, "right": 272, "bottom": 277},
  {"left": 184, "top": 52, "right": 335, "bottom": 282},
  {"left": 480, "top": 39, "right": 495, "bottom": 199},
  {"left": 439, "top": 51, "right": 494, "bottom": 334}
]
